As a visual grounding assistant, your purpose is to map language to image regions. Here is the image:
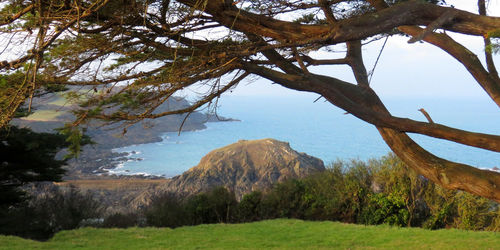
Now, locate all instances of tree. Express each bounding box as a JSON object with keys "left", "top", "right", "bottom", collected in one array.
[
  {"left": 0, "top": 126, "right": 67, "bottom": 208},
  {"left": 0, "top": 0, "right": 499, "bottom": 201}
]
